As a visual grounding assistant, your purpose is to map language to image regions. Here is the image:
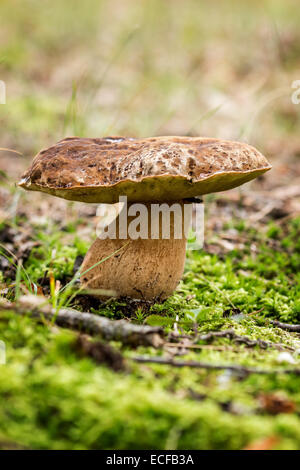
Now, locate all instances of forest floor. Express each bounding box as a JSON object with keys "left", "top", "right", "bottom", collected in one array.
[{"left": 0, "top": 0, "right": 300, "bottom": 450}]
